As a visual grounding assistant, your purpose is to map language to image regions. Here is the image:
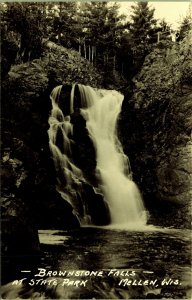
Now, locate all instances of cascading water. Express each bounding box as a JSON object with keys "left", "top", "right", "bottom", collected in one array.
[
  {"left": 48, "top": 84, "right": 147, "bottom": 227},
  {"left": 48, "top": 85, "right": 89, "bottom": 225}
]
